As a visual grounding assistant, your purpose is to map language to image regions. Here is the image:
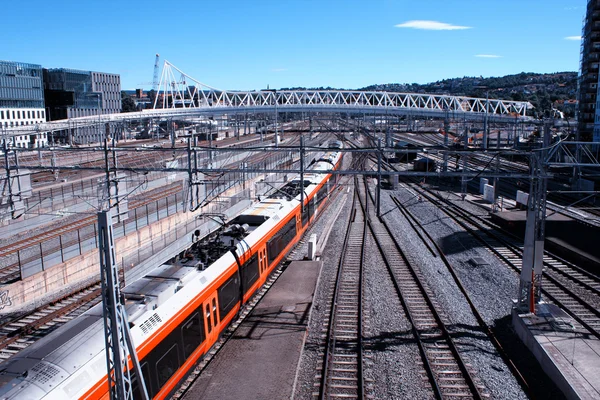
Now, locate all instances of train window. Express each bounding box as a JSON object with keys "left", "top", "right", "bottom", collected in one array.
[
  {"left": 206, "top": 305, "right": 212, "bottom": 333},
  {"left": 267, "top": 218, "right": 296, "bottom": 263},
  {"left": 317, "top": 186, "right": 328, "bottom": 204},
  {"left": 218, "top": 275, "right": 240, "bottom": 317},
  {"left": 212, "top": 298, "right": 218, "bottom": 326},
  {"left": 156, "top": 344, "right": 180, "bottom": 388},
  {"left": 241, "top": 254, "right": 259, "bottom": 291},
  {"left": 182, "top": 313, "right": 205, "bottom": 358}
]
